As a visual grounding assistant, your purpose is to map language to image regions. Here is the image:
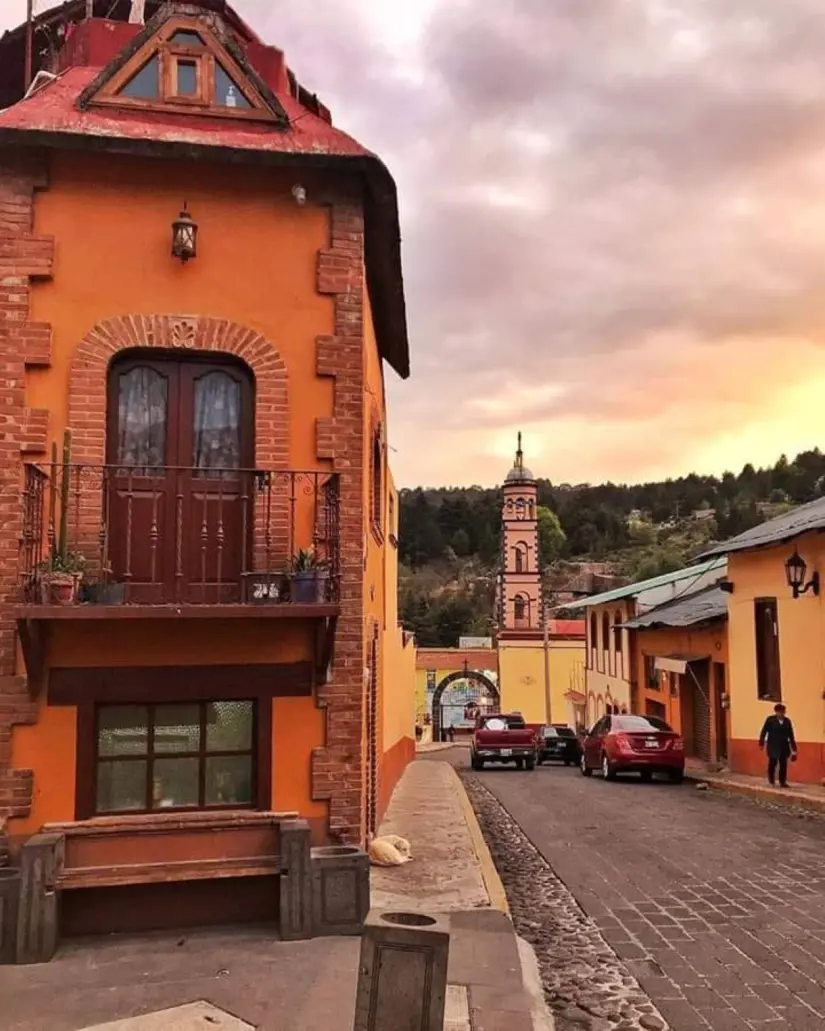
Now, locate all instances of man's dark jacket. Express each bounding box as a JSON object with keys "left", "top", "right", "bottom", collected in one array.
[{"left": 759, "top": 715, "right": 797, "bottom": 759}]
